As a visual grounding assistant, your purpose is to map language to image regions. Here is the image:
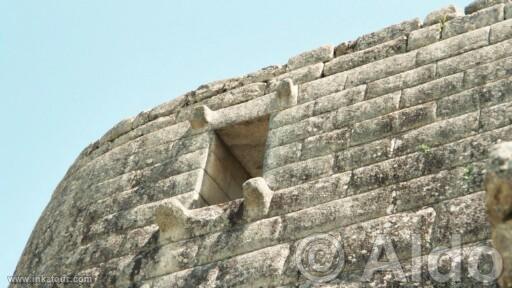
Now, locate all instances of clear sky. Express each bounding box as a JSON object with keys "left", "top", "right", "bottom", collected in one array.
[{"left": 0, "top": 0, "right": 470, "bottom": 283}]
